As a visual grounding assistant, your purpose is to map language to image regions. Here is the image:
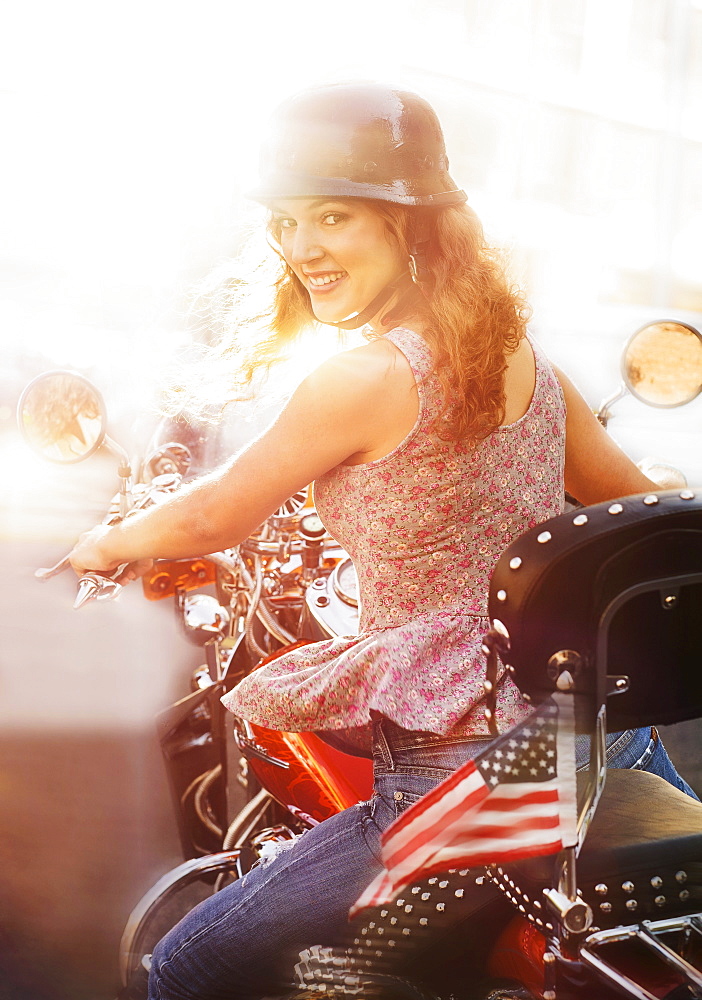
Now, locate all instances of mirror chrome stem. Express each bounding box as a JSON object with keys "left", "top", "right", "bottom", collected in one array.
[{"left": 597, "top": 381, "right": 628, "bottom": 428}]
